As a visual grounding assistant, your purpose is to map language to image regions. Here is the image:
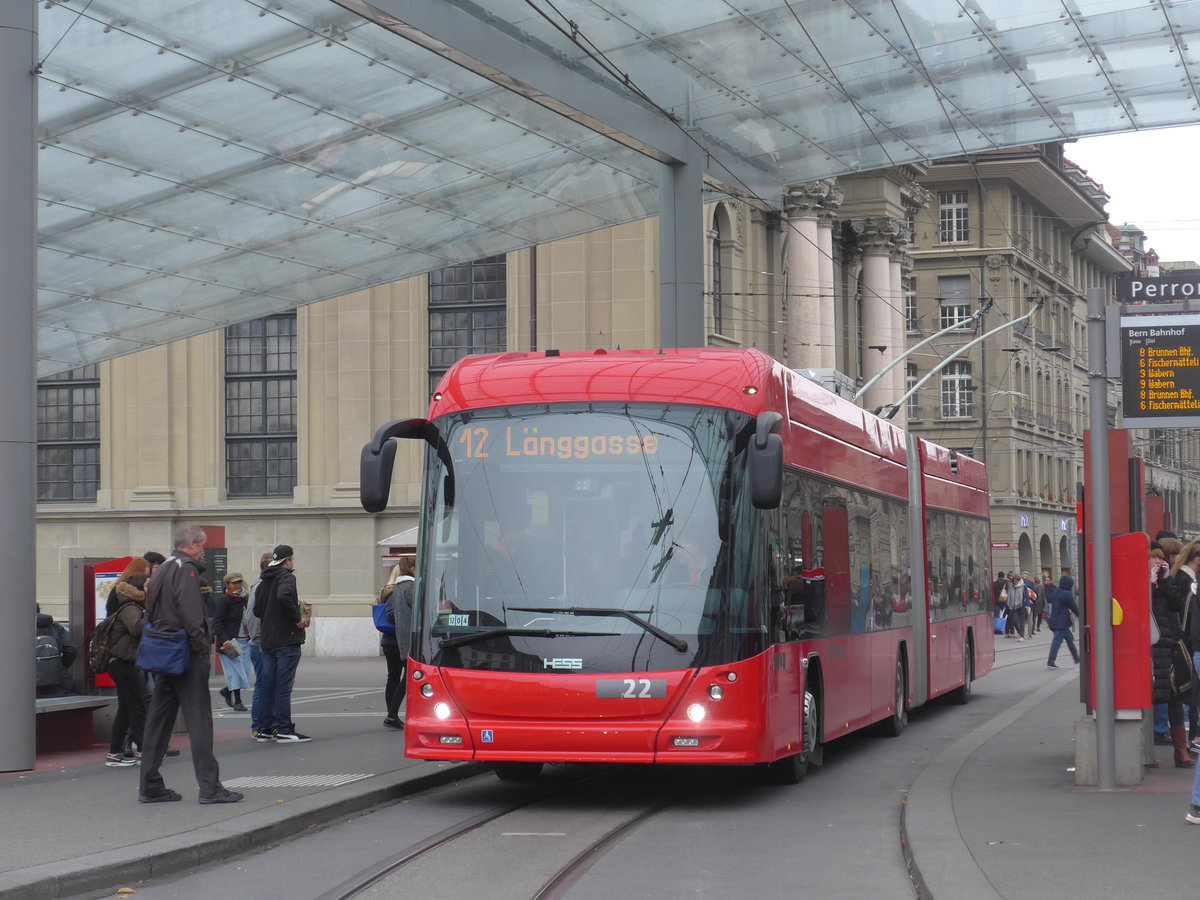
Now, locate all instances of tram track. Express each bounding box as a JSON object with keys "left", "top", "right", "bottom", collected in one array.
[{"left": 315, "top": 767, "right": 691, "bottom": 900}]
